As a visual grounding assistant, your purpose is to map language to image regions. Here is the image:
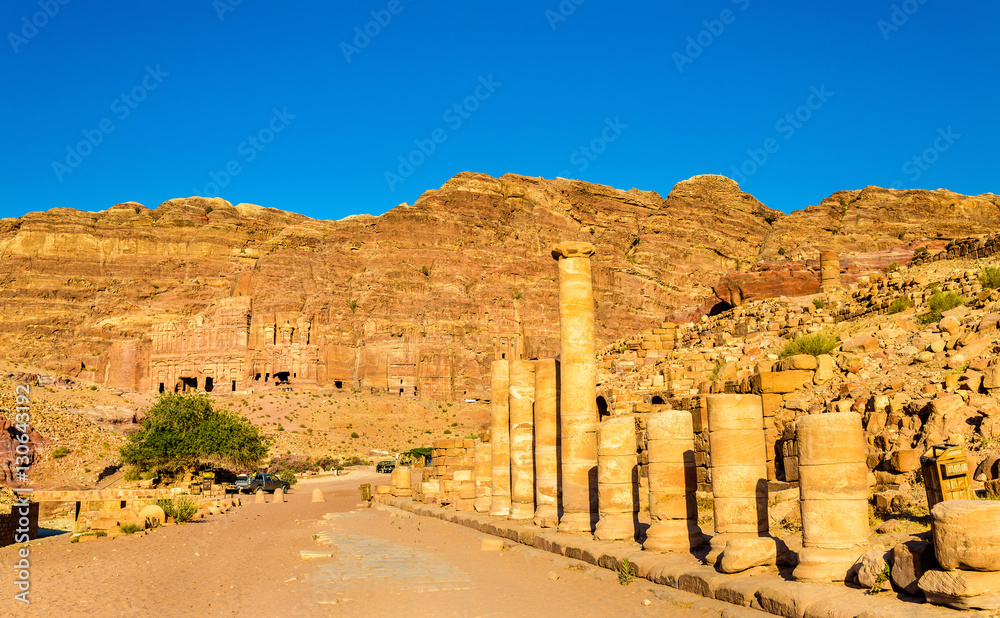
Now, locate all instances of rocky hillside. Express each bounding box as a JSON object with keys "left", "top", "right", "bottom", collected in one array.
[{"left": 0, "top": 173, "right": 996, "bottom": 399}]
